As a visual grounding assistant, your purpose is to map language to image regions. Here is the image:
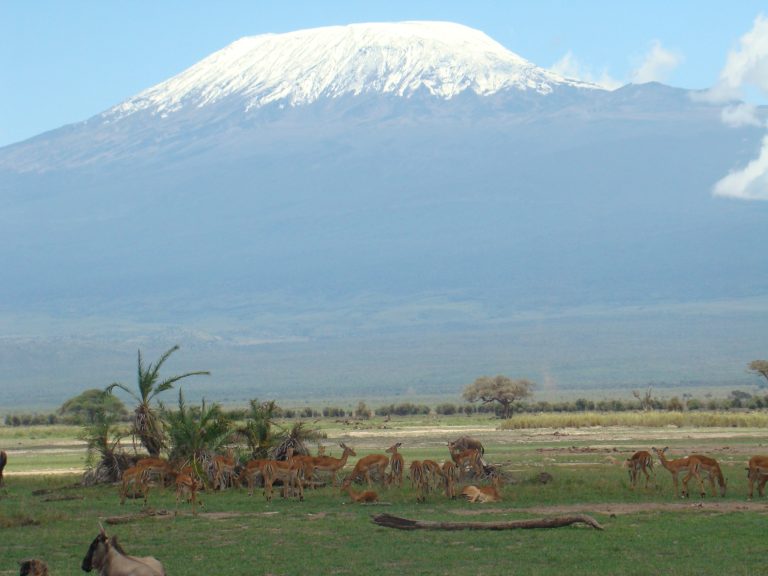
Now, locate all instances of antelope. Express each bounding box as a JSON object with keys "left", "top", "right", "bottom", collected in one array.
[
  {"left": 0, "top": 449, "right": 6, "bottom": 487},
  {"left": 442, "top": 460, "right": 458, "bottom": 500},
  {"left": 342, "top": 453, "right": 389, "bottom": 488},
  {"left": 626, "top": 450, "right": 655, "bottom": 489},
  {"left": 690, "top": 453, "right": 727, "bottom": 497},
  {"left": 344, "top": 485, "right": 379, "bottom": 503},
  {"left": 81, "top": 524, "right": 165, "bottom": 575},
  {"left": 449, "top": 437, "right": 485, "bottom": 456},
  {"left": 175, "top": 466, "right": 204, "bottom": 515},
  {"left": 422, "top": 459, "right": 443, "bottom": 491},
  {"left": 264, "top": 448, "right": 304, "bottom": 501},
  {"left": 409, "top": 460, "right": 429, "bottom": 502},
  {"left": 385, "top": 442, "right": 404, "bottom": 488},
  {"left": 461, "top": 471, "right": 502, "bottom": 503},
  {"left": 134, "top": 457, "right": 174, "bottom": 488},
  {"left": 18, "top": 559, "right": 49, "bottom": 576},
  {"left": 239, "top": 458, "right": 272, "bottom": 498},
  {"left": 448, "top": 446, "right": 483, "bottom": 481},
  {"left": 119, "top": 465, "right": 149, "bottom": 506},
  {"left": 211, "top": 453, "right": 237, "bottom": 490},
  {"left": 746, "top": 455, "right": 768, "bottom": 499},
  {"left": 305, "top": 442, "right": 357, "bottom": 487},
  {"left": 652, "top": 447, "right": 706, "bottom": 498}
]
